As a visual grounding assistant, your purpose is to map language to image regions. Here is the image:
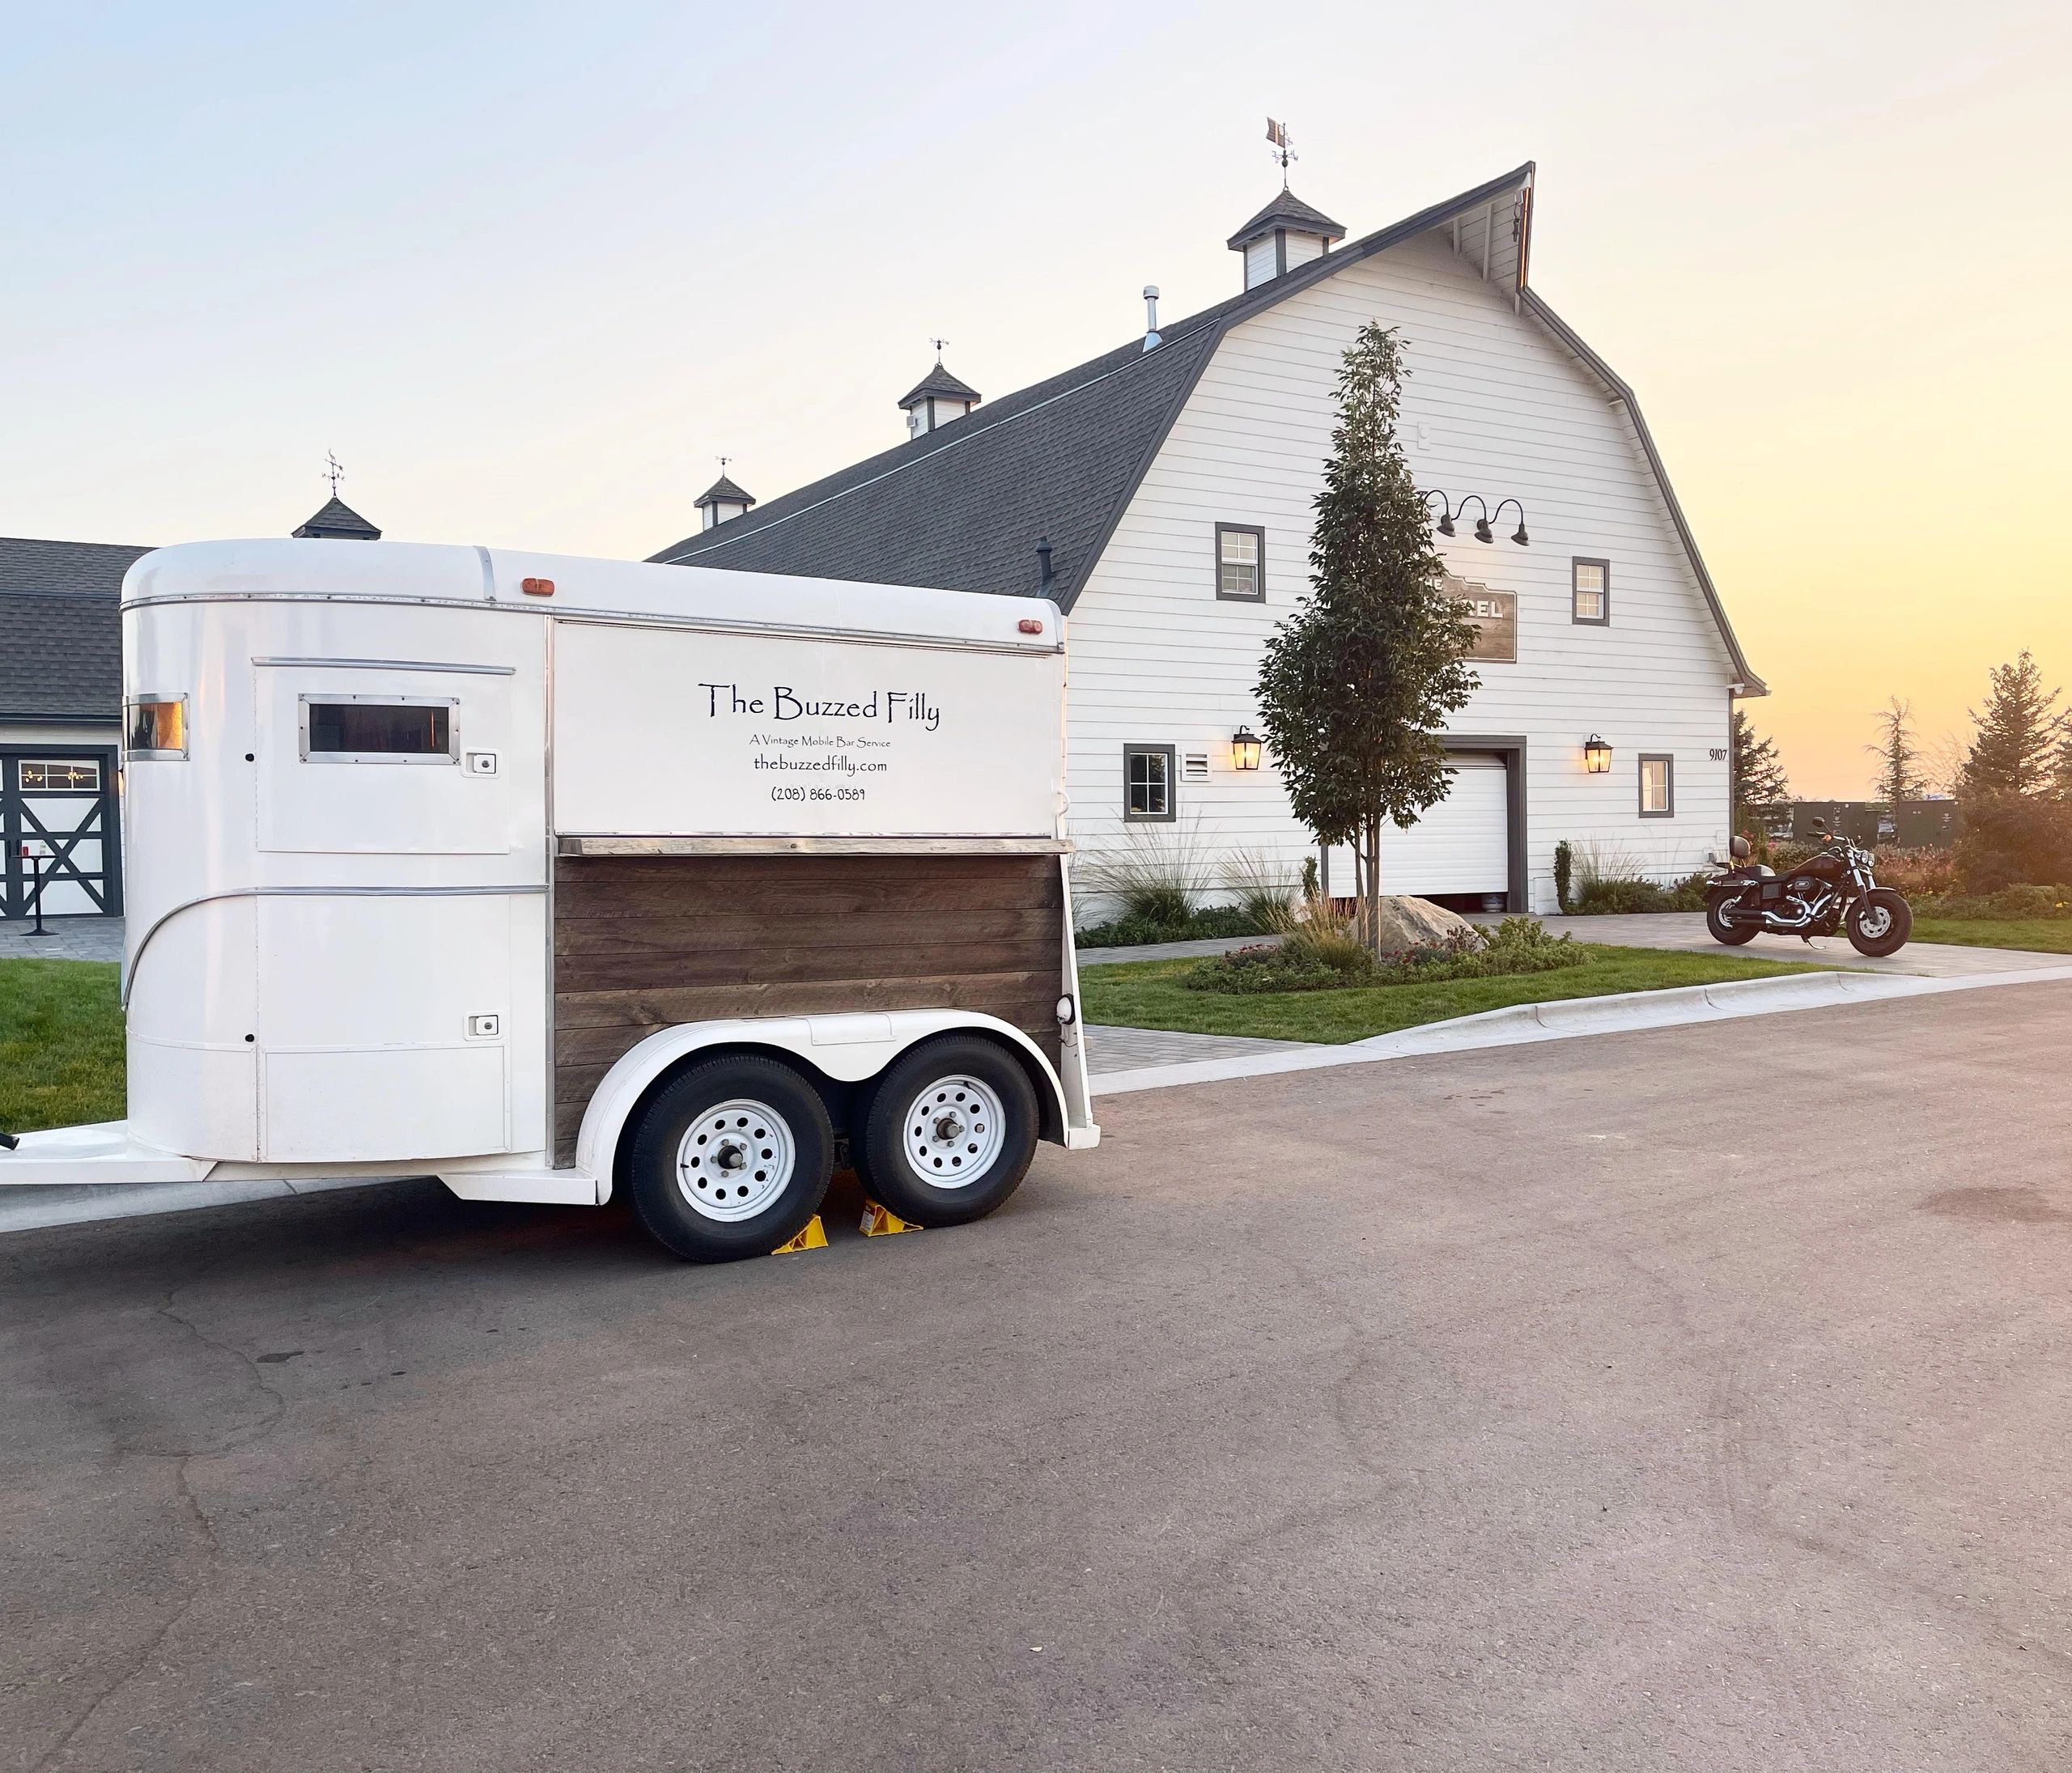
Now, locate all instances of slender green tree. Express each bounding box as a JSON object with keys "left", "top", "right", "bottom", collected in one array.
[
  {"left": 1254, "top": 323, "right": 1477, "bottom": 952},
  {"left": 1961, "top": 652, "right": 2063, "bottom": 798},
  {"left": 1866, "top": 698, "right": 1926, "bottom": 806},
  {"left": 1730, "top": 706, "right": 1788, "bottom": 831}
]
